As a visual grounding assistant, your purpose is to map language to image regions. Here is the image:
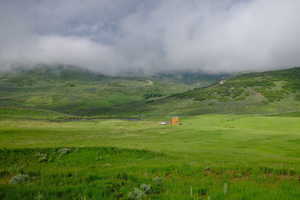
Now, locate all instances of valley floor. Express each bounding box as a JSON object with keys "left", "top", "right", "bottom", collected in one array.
[{"left": 1, "top": 114, "right": 300, "bottom": 199}]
